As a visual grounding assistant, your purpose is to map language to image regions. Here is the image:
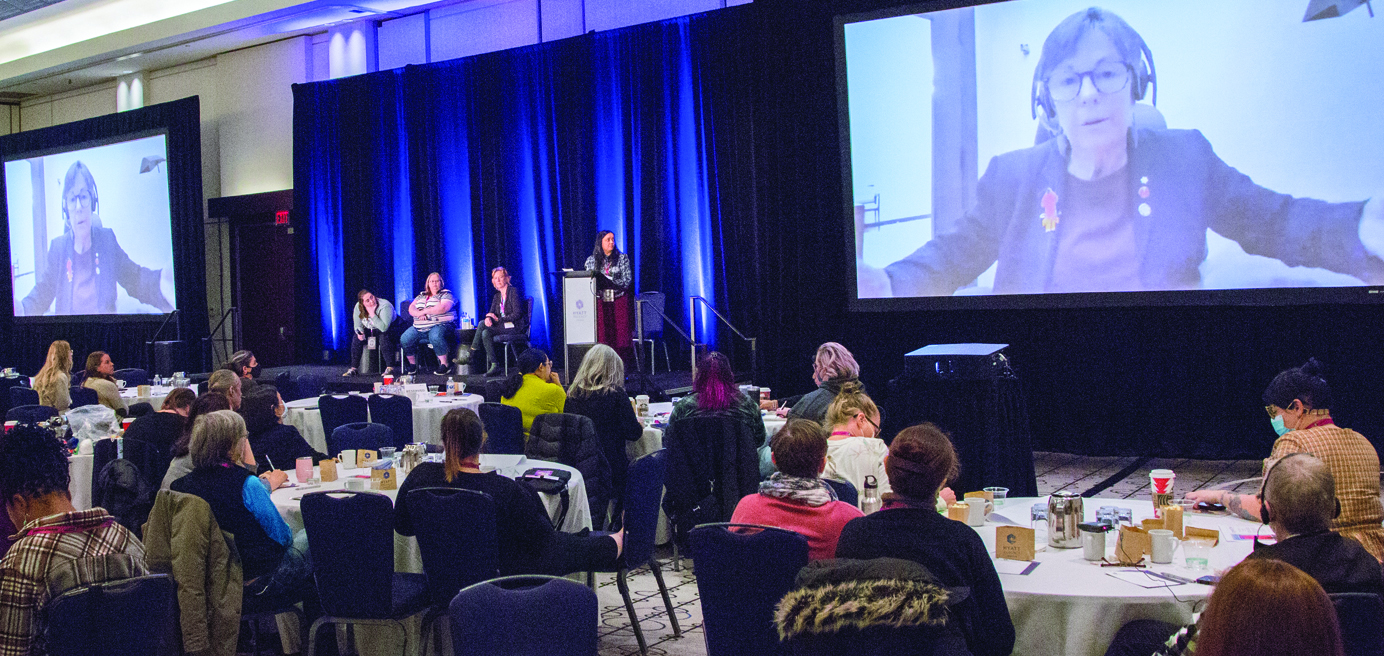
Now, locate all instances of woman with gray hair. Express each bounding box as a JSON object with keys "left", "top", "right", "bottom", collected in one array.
[
  {"left": 170, "top": 410, "right": 311, "bottom": 597},
  {"left": 564, "top": 344, "right": 644, "bottom": 527}
]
